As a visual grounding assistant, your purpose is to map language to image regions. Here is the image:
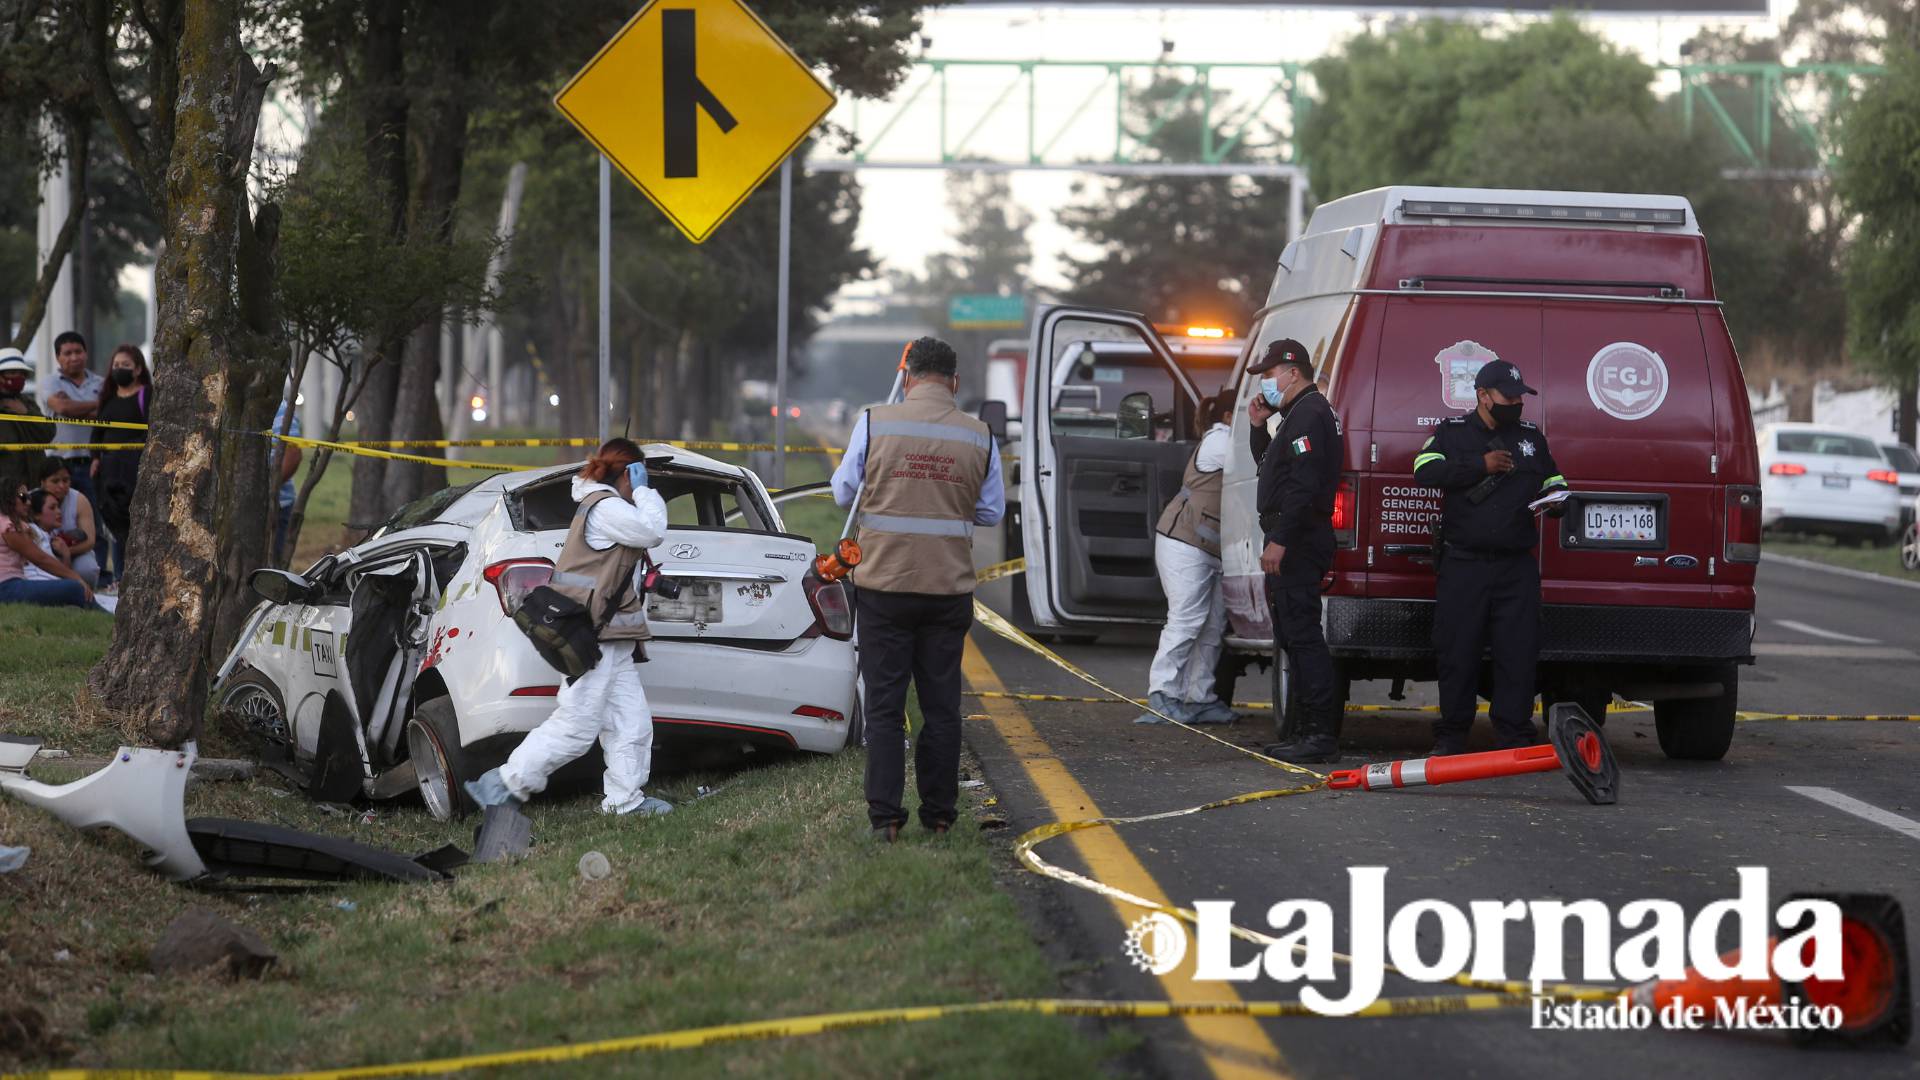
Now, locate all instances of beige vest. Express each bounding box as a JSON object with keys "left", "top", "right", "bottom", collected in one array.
[
  {"left": 1156, "top": 442, "right": 1224, "bottom": 557},
  {"left": 548, "top": 490, "right": 652, "bottom": 642},
  {"left": 852, "top": 384, "right": 991, "bottom": 595}
]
